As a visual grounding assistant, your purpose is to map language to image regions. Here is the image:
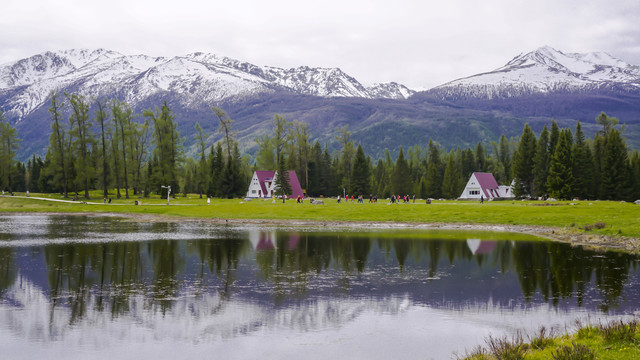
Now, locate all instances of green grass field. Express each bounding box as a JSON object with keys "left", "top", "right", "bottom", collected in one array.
[
  {"left": 2, "top": 191, "right": 639, "bottom": 238},
  {"left": 464, "top": 320, "right": 640, "bottom": 360}
]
